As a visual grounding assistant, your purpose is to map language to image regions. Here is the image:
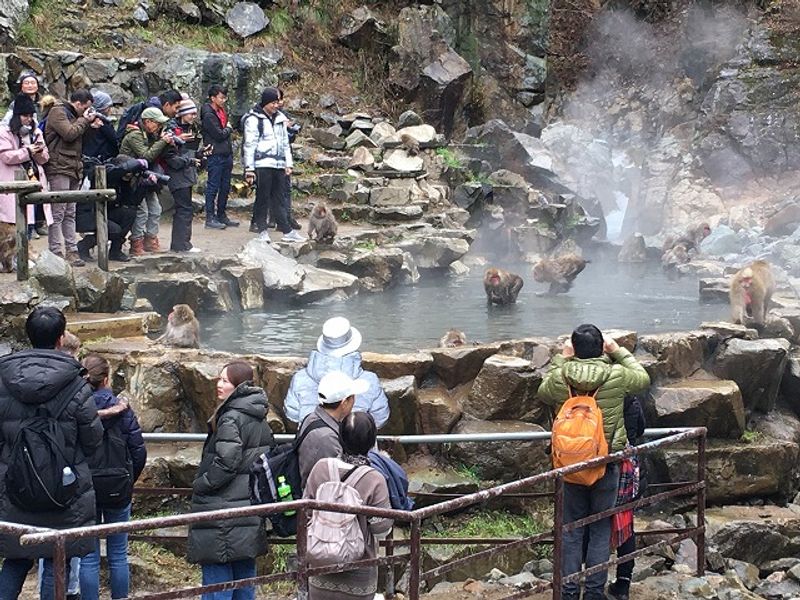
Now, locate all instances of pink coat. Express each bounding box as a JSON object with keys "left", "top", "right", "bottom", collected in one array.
[{"left": 0, "top": 124, "right": 53, "bottom": 225}]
